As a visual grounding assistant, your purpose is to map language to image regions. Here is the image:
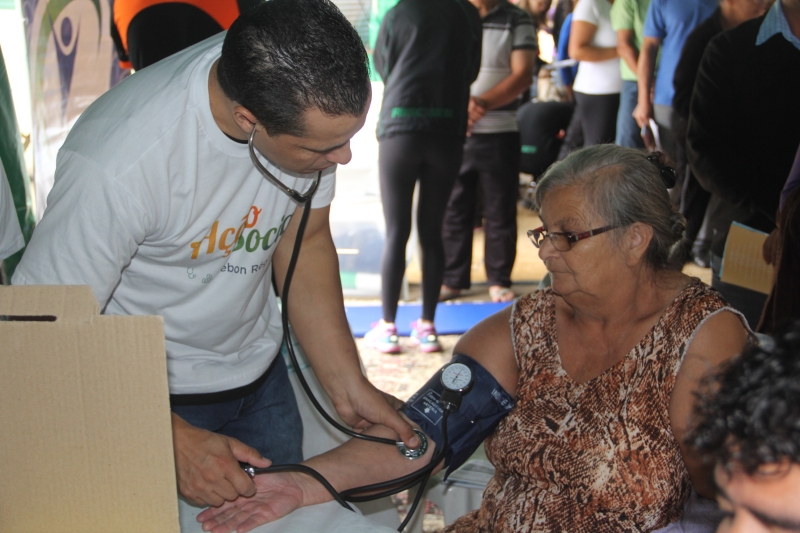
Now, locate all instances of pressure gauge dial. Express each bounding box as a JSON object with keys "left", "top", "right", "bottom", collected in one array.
[{"left": 441, "top": 362, "right": 473, "bottom": 393}]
